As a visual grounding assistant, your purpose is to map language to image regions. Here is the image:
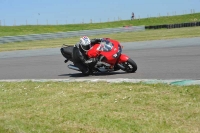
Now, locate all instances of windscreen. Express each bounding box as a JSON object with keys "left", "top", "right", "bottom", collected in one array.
[{"left": 99, "top": 39, "right": 113, "bottom": 52}]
